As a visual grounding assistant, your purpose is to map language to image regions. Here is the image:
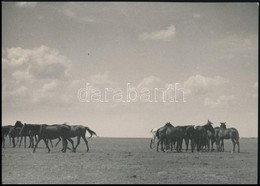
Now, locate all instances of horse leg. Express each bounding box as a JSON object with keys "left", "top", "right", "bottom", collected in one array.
[
  {"left": 49, "top": 139, "right": 54, "bottom": 148},
  {"left": 237, "top": 139, "right": 240, "bottom": 153},
  {"left": 150, "top": 138, "right": 154, "bottom": 149},
  {"left": 2, "top": 136, "right": 5, "bottom": 148},
  {"left": 61, "top": 138, "right": 67, "bottom": 152},
  {"left": 156, "top": 140, "right": 160, "bottom": 152},
  {"left": 66, "top": 138, "right": 75, "bottom": 152},
  {"left": 185, "top": 138, "right": 189, "bottom": 152},
  {"left": 43, "top": 139, "right": 51, "bottom": 153},
  {"left": 191, "top": 139, "right": 195, "bottom": 152},
  {"left": 161, "top": 139, "right": 165, "bottom": 152},
  {"left": 33, "top": 138, "right": 42, "bottom": 153},
  {"left": 18, "top": 136, "right": 23, "bottom": 148},
  {"left": 220, "top": 139, "right": 224, "bottom": 152},
  {"left": 211, "top": 140, "right": 214, "bottom": 151},
  {"left": 55, "top": 137, "right": 61, "bottom": 147},
  {"left": 82, "top": 136, "right": 90, "bottom": 152},
  {"left": 73, "top": 136, "right": 81, "bottom": 152},
  {"left": 24, "top": 136, "right": 26, "bottom": 148},
  {"left": 12, "top": 137, "right": 15, "bottom": 148}
]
